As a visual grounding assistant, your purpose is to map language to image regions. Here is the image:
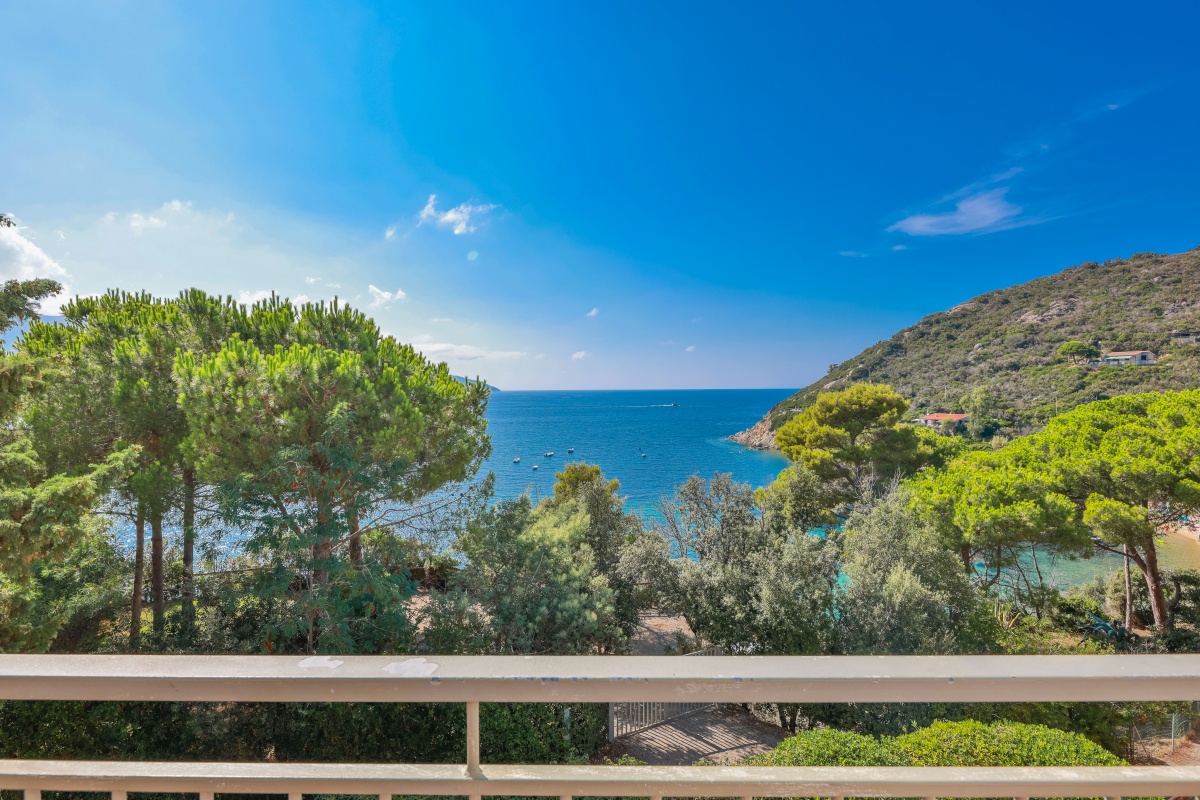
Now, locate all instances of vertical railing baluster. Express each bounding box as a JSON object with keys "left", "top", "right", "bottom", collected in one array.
[
  {"left": 24, "top": 790, "right": 40, "bottom": 800},
  {"left": 287, "top": 792, "right": 300, "bottom": 800},
  {"left": 112, "top": 791, "right": 127, "bottom": 800},
  {"left": 467, "top": 698, "right": 482, "bottom": 786},
  {"left": 200, "top": 791, "right": 214, "bottom": 800}
]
